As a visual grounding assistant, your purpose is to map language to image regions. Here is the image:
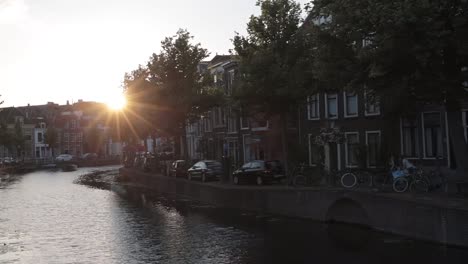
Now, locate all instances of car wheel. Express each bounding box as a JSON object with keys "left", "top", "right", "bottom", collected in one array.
[
  {"left": 233, "top": 175, "right": 240, "bottom": 185},
  {"left": 256, "top": 176, "right": 263, "bottom": 186},
  {"left": 201, "top": 173, "right": 207, "bottom": 182}
]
